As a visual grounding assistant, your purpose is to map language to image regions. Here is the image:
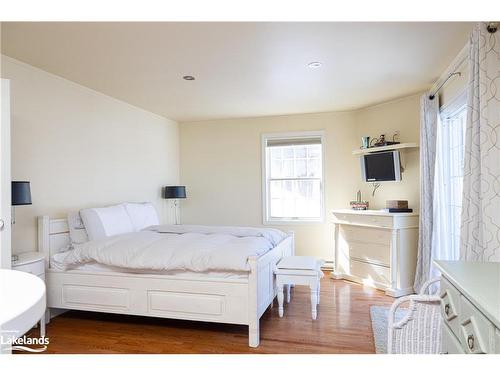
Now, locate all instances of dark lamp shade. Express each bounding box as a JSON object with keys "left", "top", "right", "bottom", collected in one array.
[
  {"left": 162, "top": 186, "right": 186, "bottom": 199},
  {"left": 12, "top": 181, "right": 32, "bottom": 206}
]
